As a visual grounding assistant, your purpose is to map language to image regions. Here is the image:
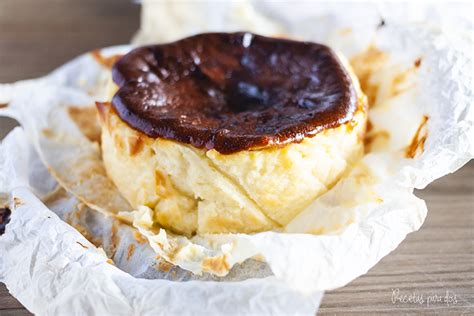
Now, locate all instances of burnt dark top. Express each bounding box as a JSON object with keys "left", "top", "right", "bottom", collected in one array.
[{"left": 112, "top": 32, "right": 357, "bottom": 154}]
